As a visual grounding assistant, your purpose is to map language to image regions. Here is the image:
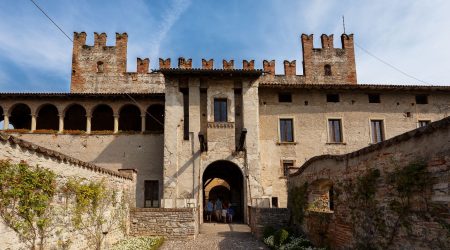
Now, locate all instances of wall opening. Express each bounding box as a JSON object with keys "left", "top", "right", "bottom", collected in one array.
[
  {"left": 0, "top": 106, "right": 3, "bottom": 129},
  {"left": 64, "top": 104, "right": 86, "bottom": 131},
  {"left": 324, "top": 64, "right": 332, "bottom": 76},
  {"left": 203, "top": 160, "right": 244, "bottom": 223},
  {"left": 91, "top": 104, "right": 114, "bottom": 131},
  {"left": 9, "top": 104, "right": 31, "bottom": 130},
  {"left": 96, "top": 61, "right": 104, "bottom": 73},
  {"left": 36, "top": 104, "right": 59, "bottom": 130},
  {"left": 308, "top": 179, "right": 334, "bottom": 212},
  {"left": 119, "top": 104, "right": 141, "bottom": 132},
  {"left": 145, "top": 104, "right": 164, "bottom": 133}
]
